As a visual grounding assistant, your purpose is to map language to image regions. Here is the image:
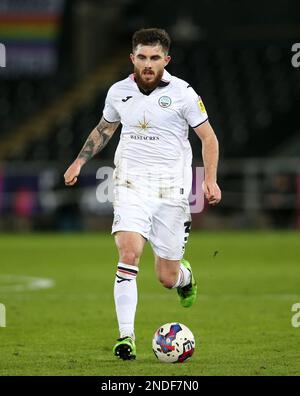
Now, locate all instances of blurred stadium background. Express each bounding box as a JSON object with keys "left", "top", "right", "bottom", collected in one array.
[{"left": 0, "top": 0, "right": 299, "bottom": 233}]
